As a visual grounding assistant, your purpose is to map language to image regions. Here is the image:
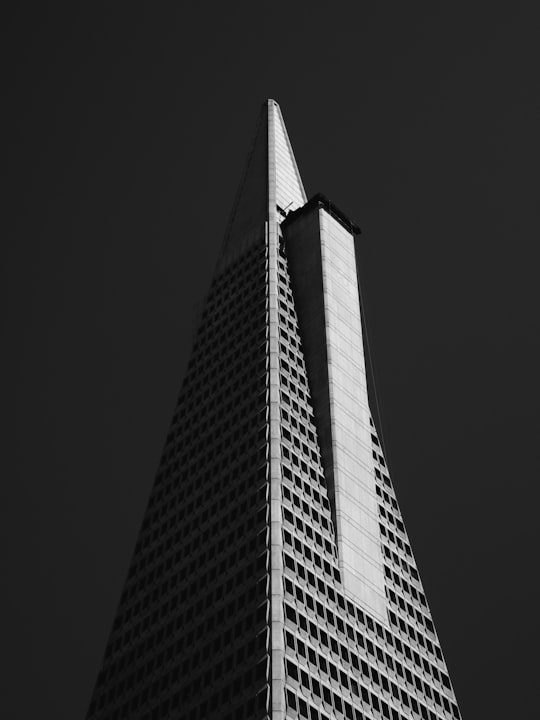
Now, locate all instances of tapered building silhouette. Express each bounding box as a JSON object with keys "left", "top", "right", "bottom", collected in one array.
[{"left": 86, "top": 100, "right": 462, "bottom": 720}]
